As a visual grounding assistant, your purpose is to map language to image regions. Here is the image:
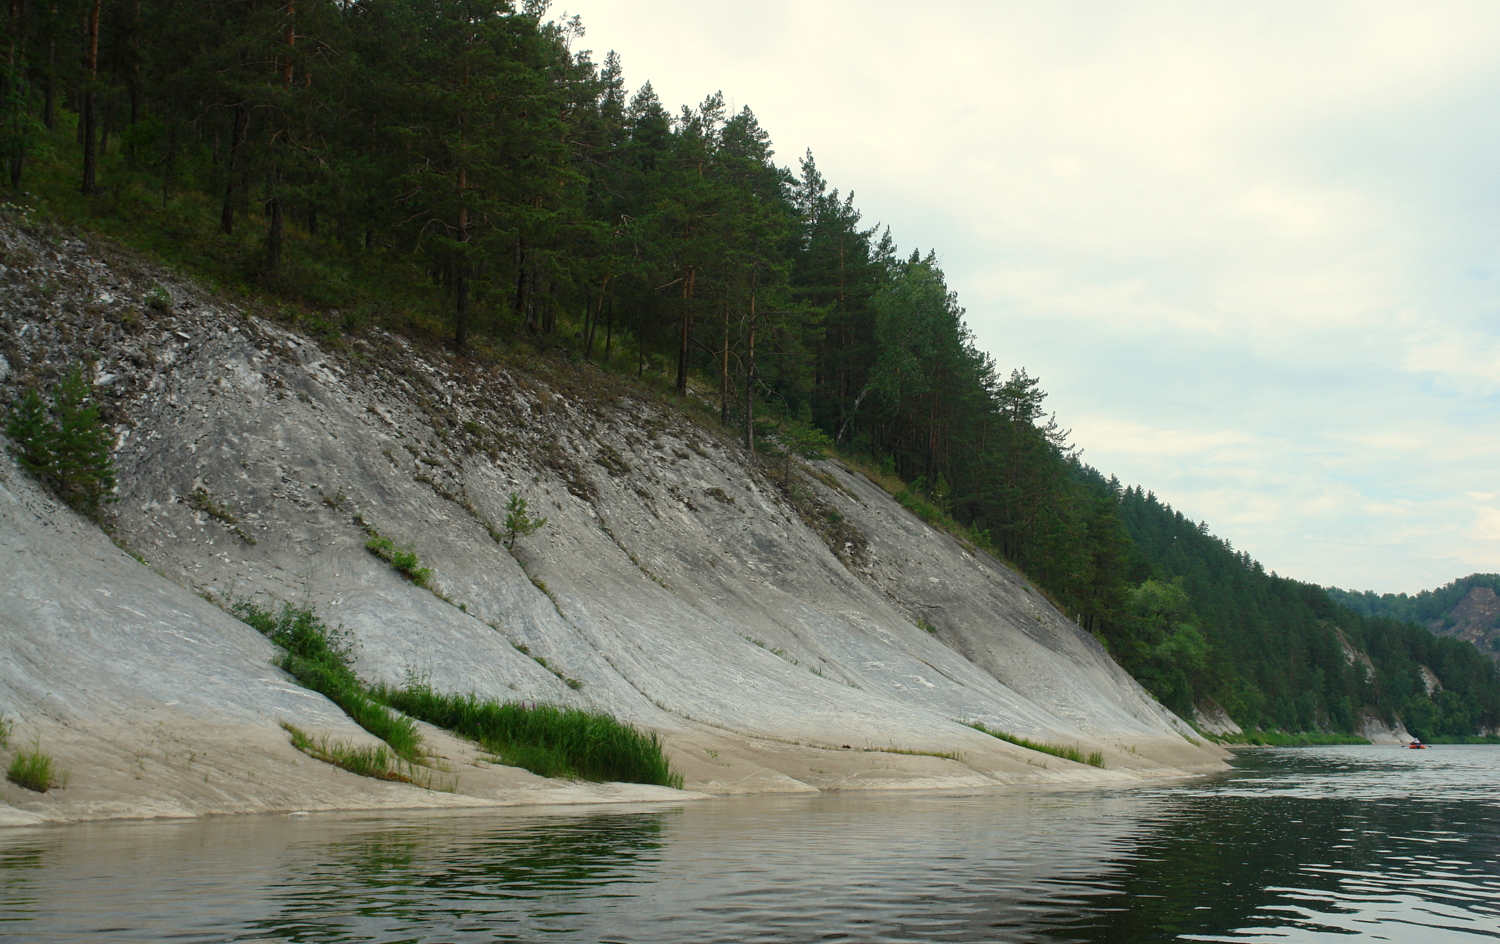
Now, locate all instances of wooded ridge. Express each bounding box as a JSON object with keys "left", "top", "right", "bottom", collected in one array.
[{"left": 2, "top": 0, "right": 1495, "bottom": 740}]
